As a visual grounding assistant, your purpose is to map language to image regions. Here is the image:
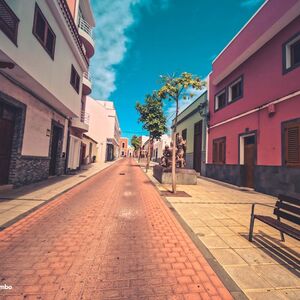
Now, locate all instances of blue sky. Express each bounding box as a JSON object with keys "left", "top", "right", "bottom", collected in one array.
[{"left": 90, "top": 0, "right": 264, "bottom": 140}]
